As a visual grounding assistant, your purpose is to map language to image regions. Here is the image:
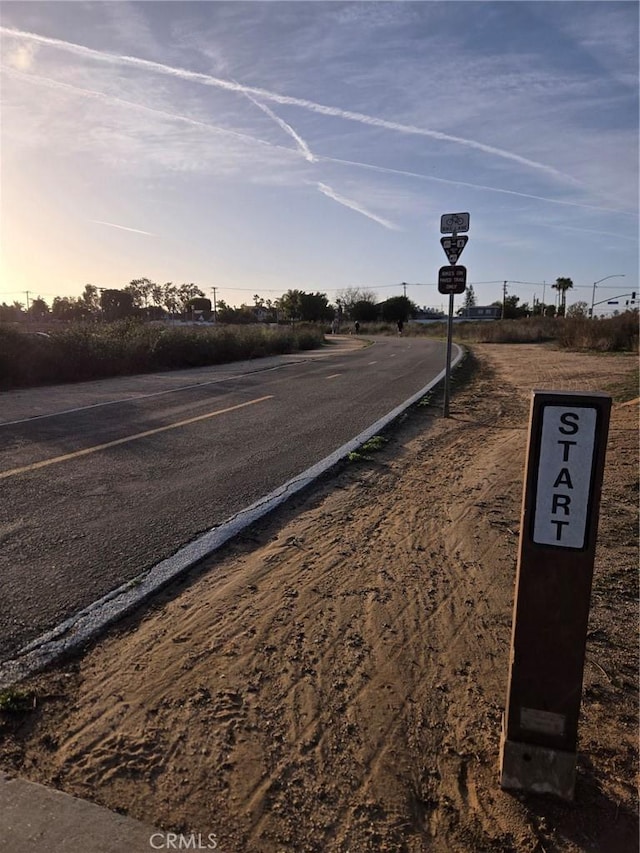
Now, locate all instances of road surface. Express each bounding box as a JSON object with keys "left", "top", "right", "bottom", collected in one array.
[{"left": 0, "top": 335, "right": 447, "bottom": 660}]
